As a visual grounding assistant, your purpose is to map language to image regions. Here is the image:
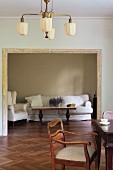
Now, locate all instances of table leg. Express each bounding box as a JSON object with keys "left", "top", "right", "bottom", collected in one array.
[
  {"left": 66, "top": 109, "right": 70, "bottom": 124},
  {"left": 39, "top": 110, "right": 43, "bottom": 124},
  {"left": 105, "top": 146, "right": 113, "bottom": 170},
  {"left": 96, "top": 133, "right": 101, "bottom": 169}
]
